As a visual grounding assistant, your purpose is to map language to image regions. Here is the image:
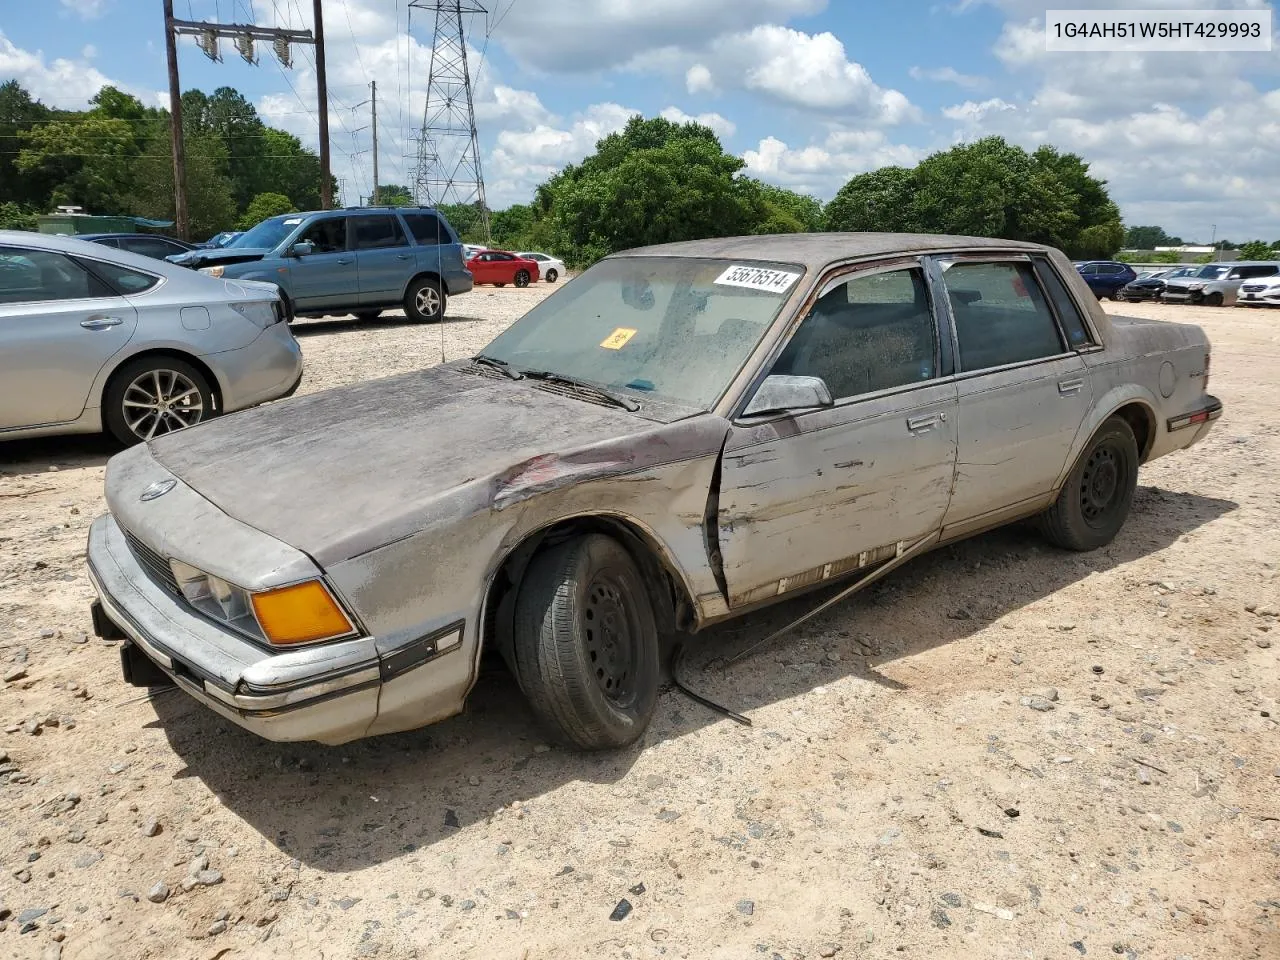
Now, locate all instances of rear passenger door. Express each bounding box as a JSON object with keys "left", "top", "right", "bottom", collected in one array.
[
  {"left": 352, "top": 214, "right": 412, "bottom": 305},
  {"left": 934, "top": 256, "right": 1093, "bottom": 535},
  {"left": 716, "top": 262, "right": 959, "bottom": 607}
]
